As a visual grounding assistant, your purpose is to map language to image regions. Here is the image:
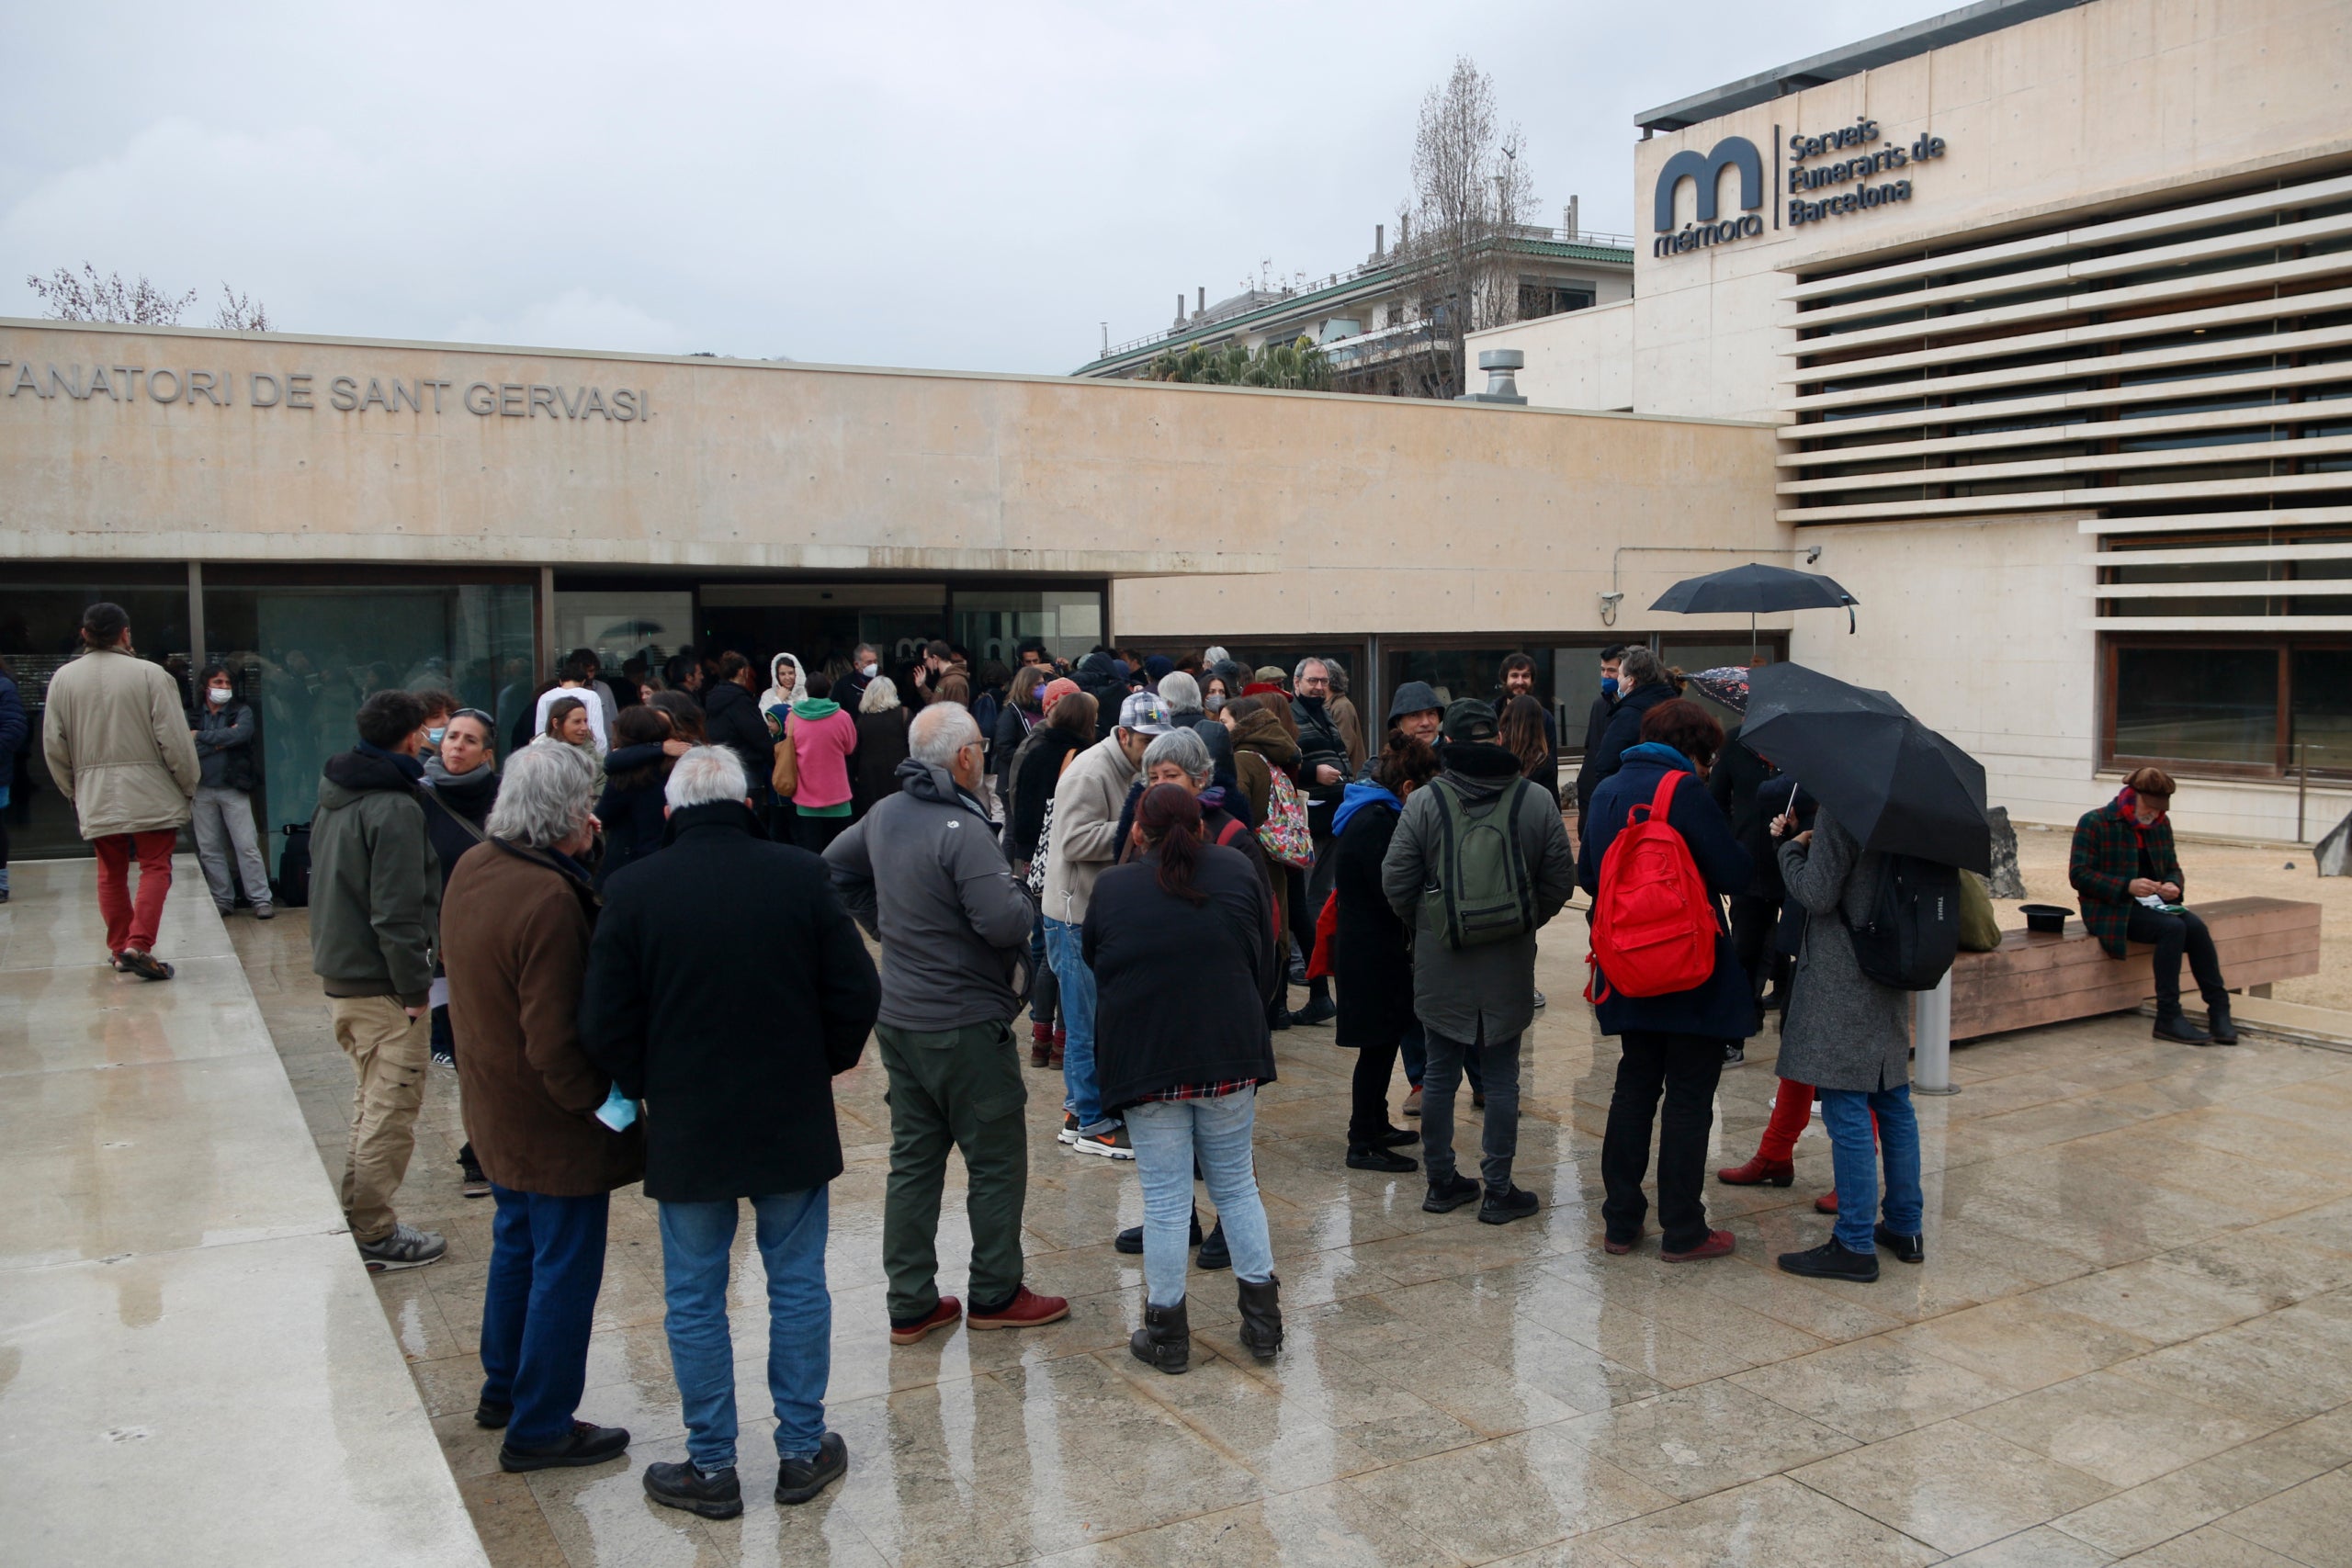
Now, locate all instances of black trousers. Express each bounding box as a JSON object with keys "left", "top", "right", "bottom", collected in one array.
[
  {"left": 2126, "top": 905, "right": 2228, "bottom": 1010},
  {"left": 1348, "top": 1030, "right": 1407, "bottom": 1147},
  {"left": 1600, "top": 1030, "right": 1724, "bottom": 1252}
]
